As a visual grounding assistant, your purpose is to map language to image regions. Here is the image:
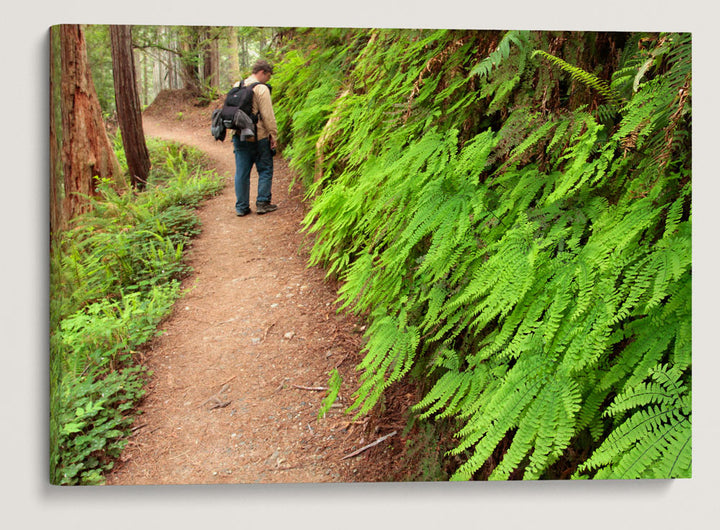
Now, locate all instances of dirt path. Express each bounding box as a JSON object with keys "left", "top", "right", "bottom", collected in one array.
[{"left": 106, "top": 104, "right": 387, "bottom": 485}]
